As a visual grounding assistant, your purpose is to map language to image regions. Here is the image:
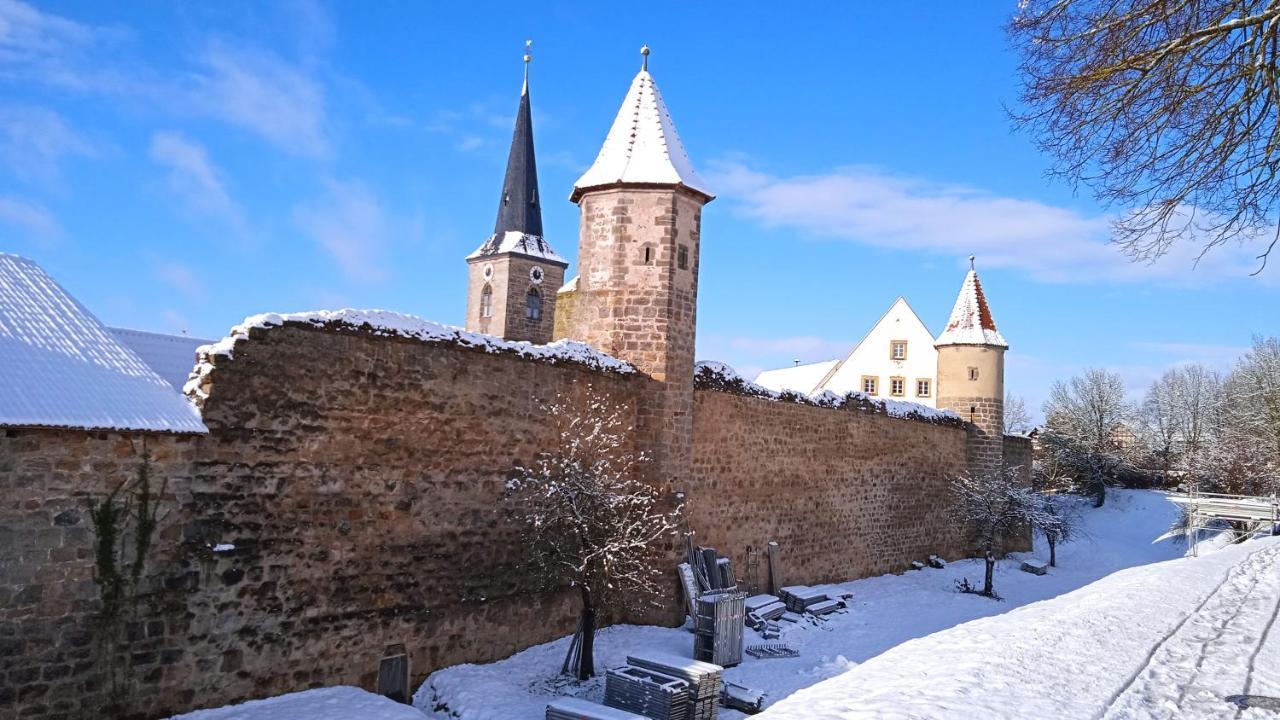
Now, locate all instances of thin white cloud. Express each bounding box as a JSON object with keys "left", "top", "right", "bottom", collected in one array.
[
  {"left": 0, "top": 104, "right": 95, "bottom": 185},
  {"left": 707, "top": 161, "right": 1276, "bottom": 285},
  {"left": 190, "top": 42, "right": 328, "bottom": 158},
  {"left": 293, "top": 178, "right": 391, "bottom": 282},
  {"left": 148, "top": 131, "right": 244, "bottom": 230},
  {"left": 0, "top": 194, "right": 61, "bottom": 239}
]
